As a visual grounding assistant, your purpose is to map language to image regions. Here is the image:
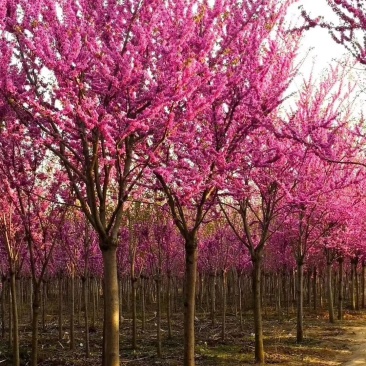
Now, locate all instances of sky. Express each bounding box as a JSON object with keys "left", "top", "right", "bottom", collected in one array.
[
  {"left": 288, "top": 0, "right": 350, "bottom": 77},
  {"left": 284, "top": 0, "right": 365, "bottom": 116}
]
